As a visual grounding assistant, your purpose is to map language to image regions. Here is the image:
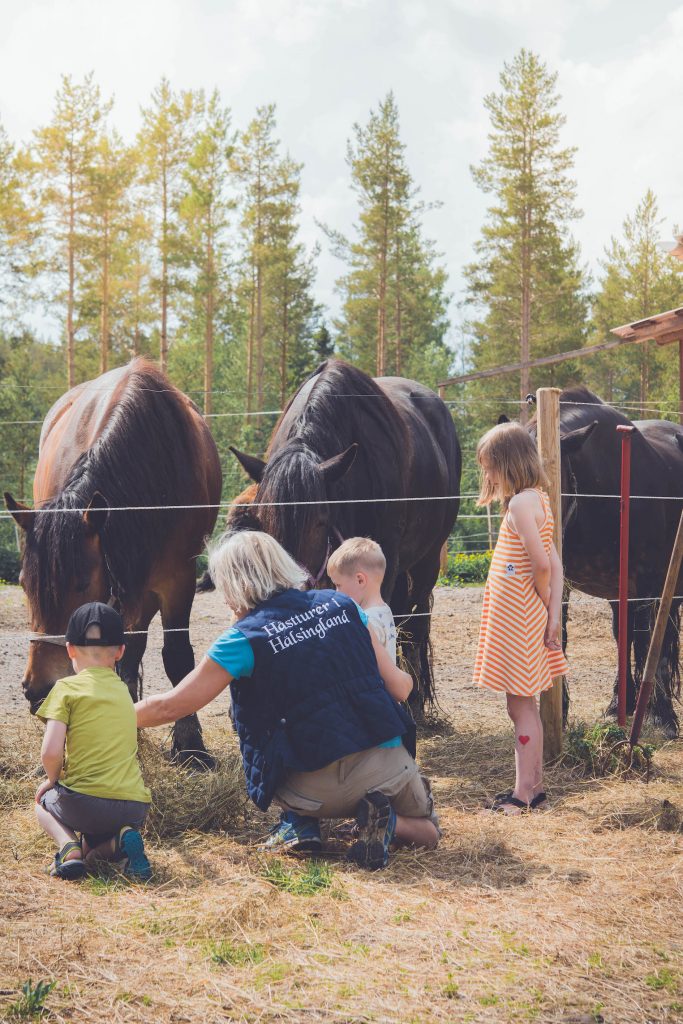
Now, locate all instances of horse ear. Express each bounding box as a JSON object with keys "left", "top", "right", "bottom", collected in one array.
[
  {"left": 229, "top": 446, "right": 266, "bottom": 483},
  {"left": 320, "top": 443, "right": 359, "bottom": 483},
  {"left": 560, "top": 420, "right": 598, "bottom": 455},
  {"left": 4, "top": 492, "right": 33, "bottom": 532},
  {"left": 83, "top": 492, "right": 109, "bottom": 535},
  {"left": 497, "top": 414, "right": 510, "bottom": 424}
]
